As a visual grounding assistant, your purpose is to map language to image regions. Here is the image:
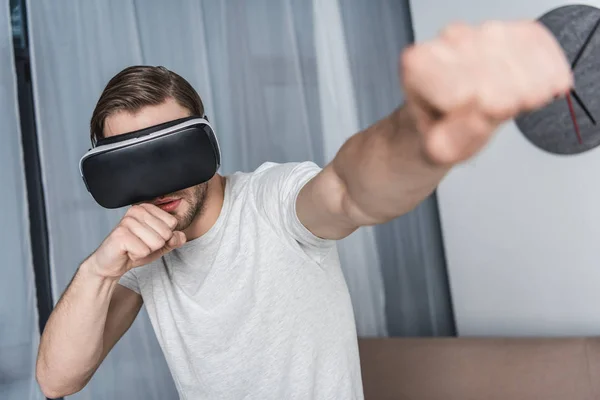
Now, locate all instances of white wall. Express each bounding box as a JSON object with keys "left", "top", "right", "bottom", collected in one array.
[{"left": 410, "top": 0, "right": 600, "bottom": 336}]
